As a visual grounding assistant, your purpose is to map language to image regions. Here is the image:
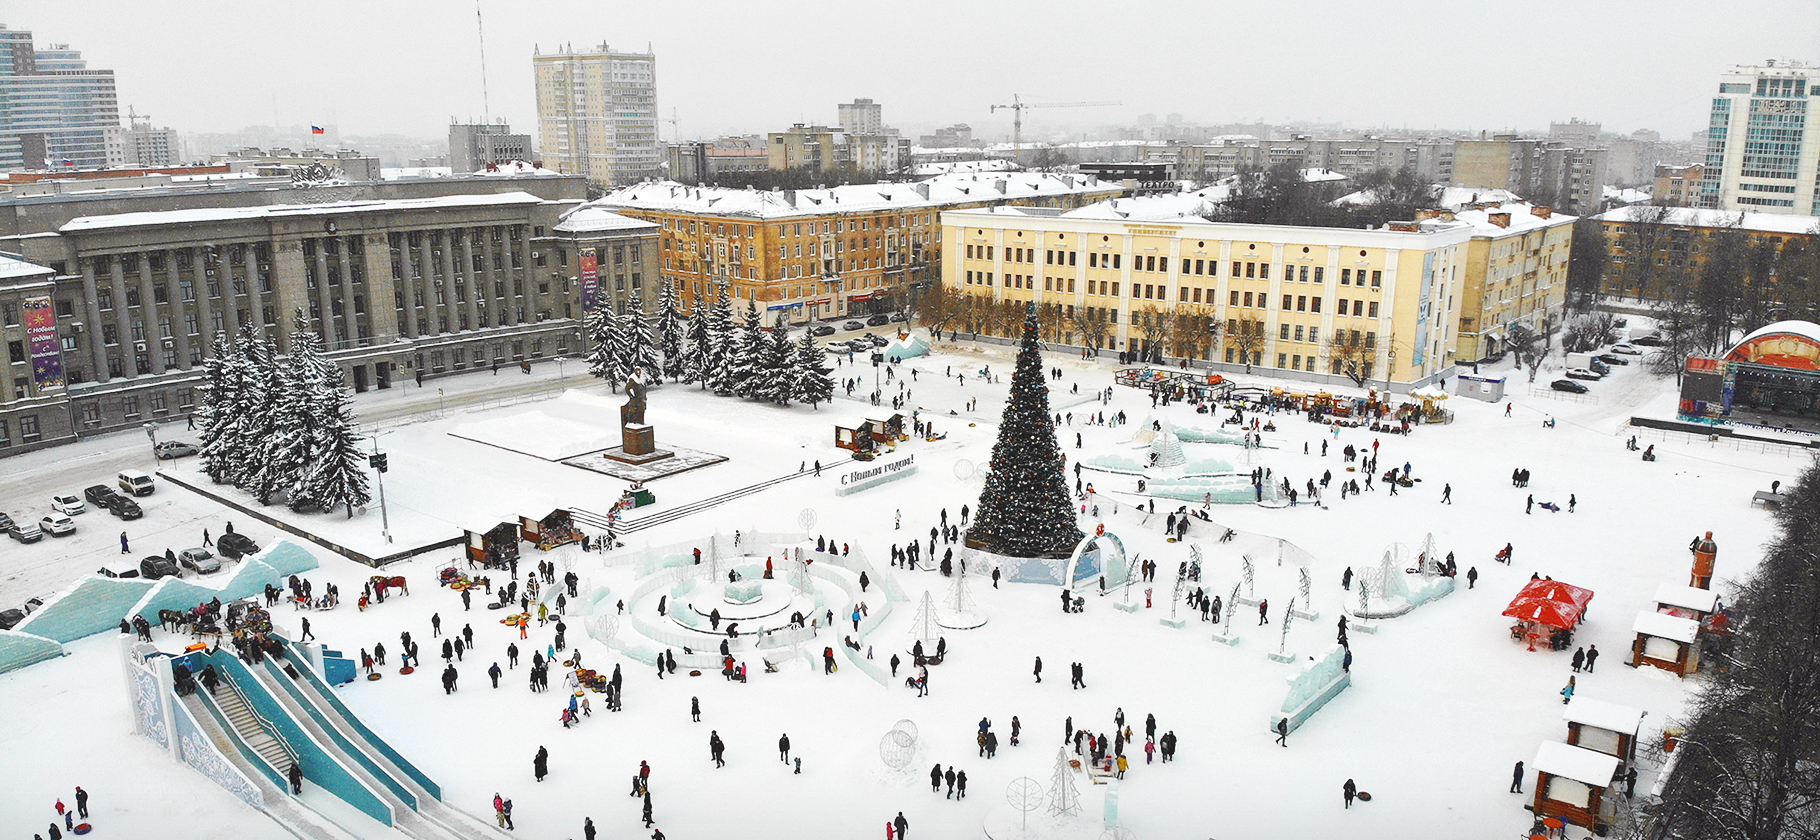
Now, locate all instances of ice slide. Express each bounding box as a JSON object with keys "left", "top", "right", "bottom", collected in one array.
[{"left": 183, "top": 645, "right": 509, "bottom": 840}]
